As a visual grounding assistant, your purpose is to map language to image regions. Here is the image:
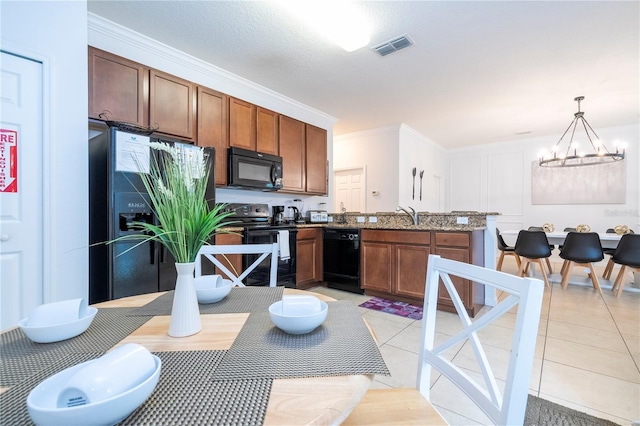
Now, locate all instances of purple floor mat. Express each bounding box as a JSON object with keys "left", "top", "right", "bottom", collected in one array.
[{"left": 359, "top": 297, "right": 423, "bottom": 320}]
